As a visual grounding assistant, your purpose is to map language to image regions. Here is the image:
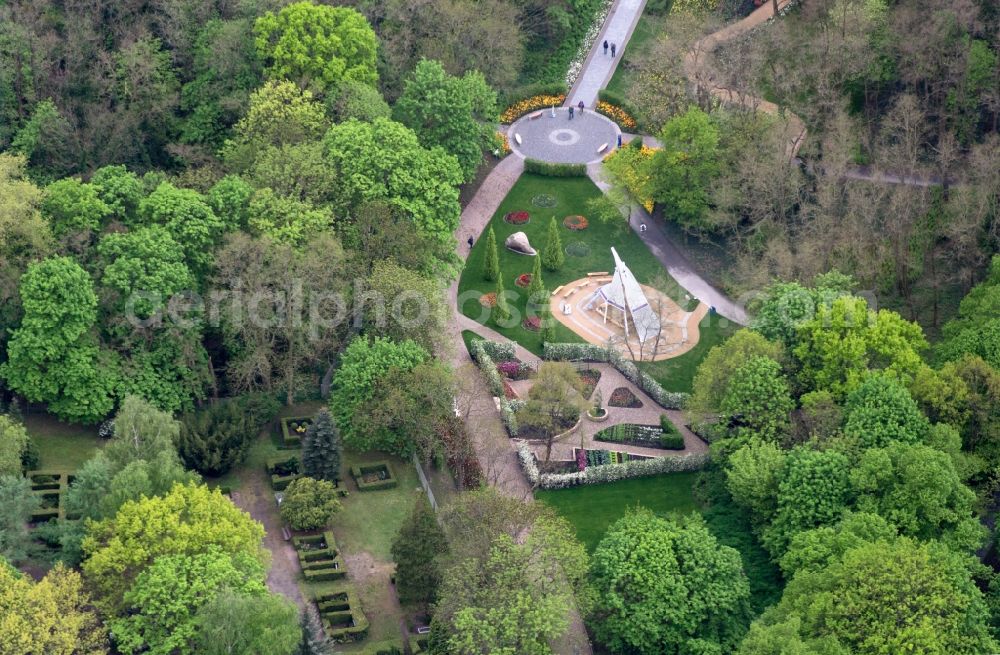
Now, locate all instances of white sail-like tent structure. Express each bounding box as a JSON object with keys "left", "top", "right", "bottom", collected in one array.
[{"left": 586, "top": 248, "right": 661, "bottom": 343}]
